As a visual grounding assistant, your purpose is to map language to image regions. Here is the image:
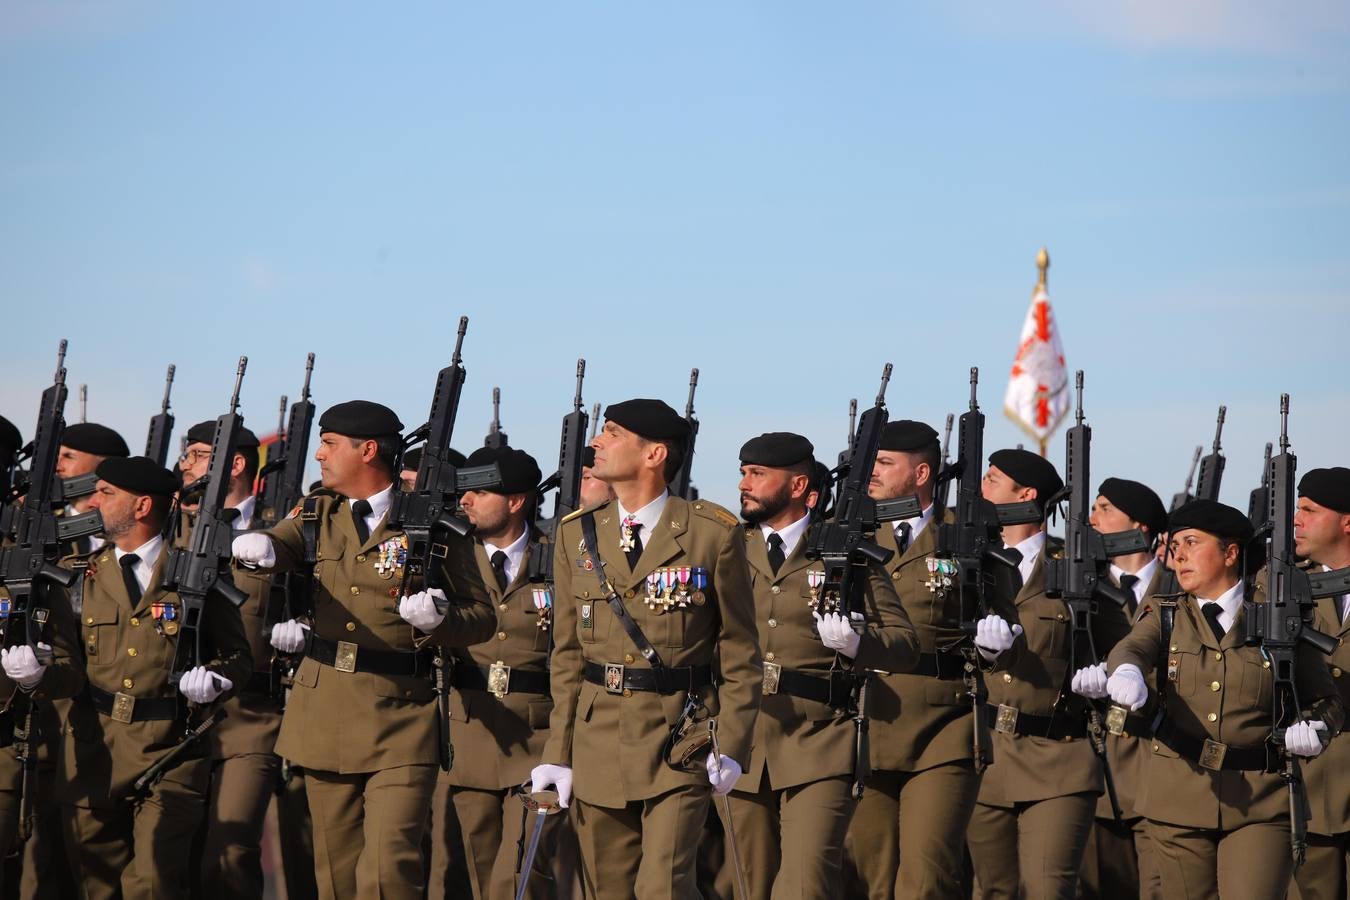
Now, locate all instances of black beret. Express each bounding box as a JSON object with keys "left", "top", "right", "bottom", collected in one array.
[
  {"left": 880, "top": 420, "right": 939, "bottom": 453},
  {"left": 318, "top": 401, "right": 403, "bottom": 438},
  {"left": 0, "top": 414, "right": 21, "bottom": 457},
  {"left": 61, "top": 423, "right": 129, "bottom": 458},
  {"left": 1098, "top": 477, "right": 1168, "bottom": 535},
  {"left": 401, "top": 446, "right": 422, "bottom": 471},
  {"left": 603, "top": 399, "right": 689, "bottom": 442},
  {"left": 95, "top": 456, "right": 178, "bottom": 497},
  {"left": 739, "top": 432, "right": 814, "bottom": 468},
  {"left": 186, "top": 420, "right": 260, "bottom": 449},
  {"left": 1299, "top": 467, "right": 1350, "bottom": 514},
  {"left": 1169, "top": 498, "right": 1254, "bottom": 543},
  {"left": 989, "top": 448, "right": 1063, "bottom": 502},
  {"left": 465, "top": 446, "right": 542, "bottom": 495},
  {"left": 581, "top": 446, "right": 596, "bottom": 469}
]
